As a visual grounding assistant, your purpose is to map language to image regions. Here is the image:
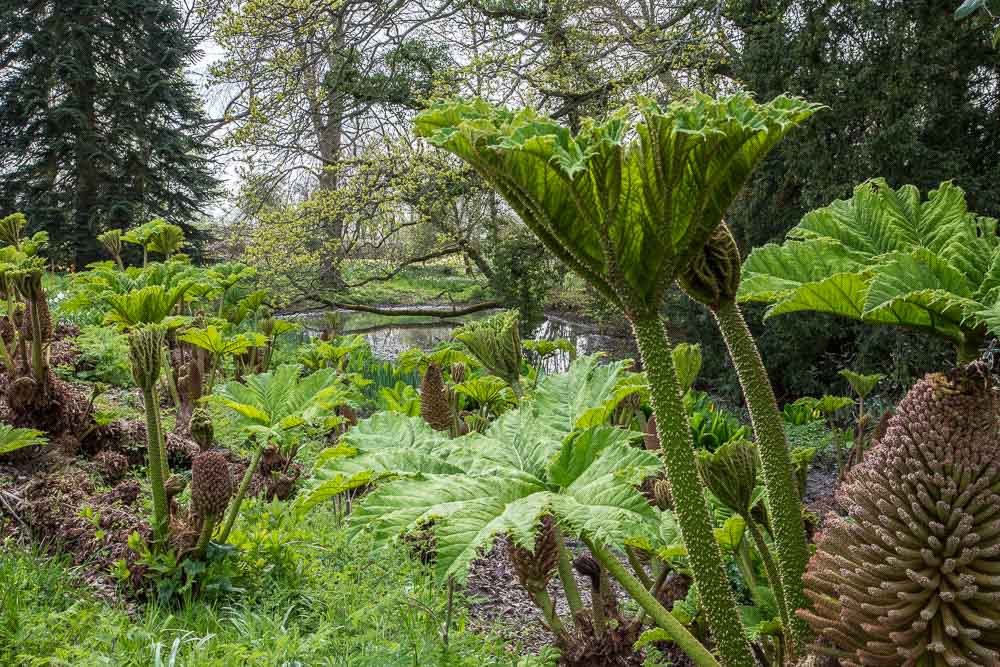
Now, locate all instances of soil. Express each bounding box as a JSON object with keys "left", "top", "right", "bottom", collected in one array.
[{"left": 0, "top": 465, "right": 149, "bottom": 602}]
